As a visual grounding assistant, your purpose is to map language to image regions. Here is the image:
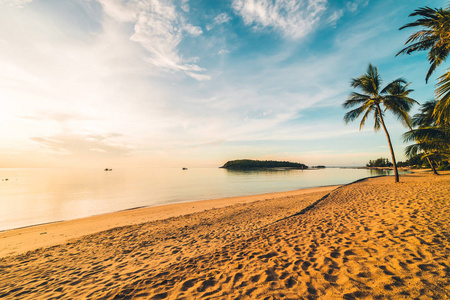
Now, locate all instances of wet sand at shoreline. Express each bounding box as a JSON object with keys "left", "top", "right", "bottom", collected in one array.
[
  {"left": 0, "top": 185, "right": 338, "bottom": 258},
  {"left": 0, "top": 173, "right": 449, "bottom": 299}
]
